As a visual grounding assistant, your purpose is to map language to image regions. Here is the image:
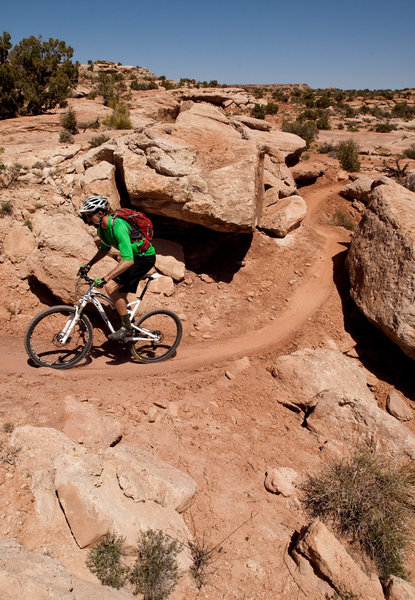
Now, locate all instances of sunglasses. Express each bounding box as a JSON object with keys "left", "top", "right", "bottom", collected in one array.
[{"left": 81, "top": 213, "right": 94, "bottom": 224}]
